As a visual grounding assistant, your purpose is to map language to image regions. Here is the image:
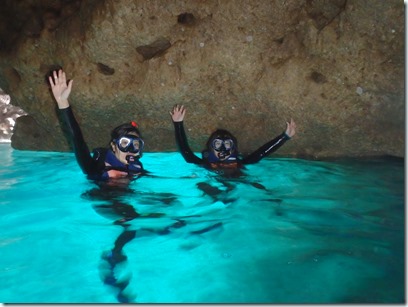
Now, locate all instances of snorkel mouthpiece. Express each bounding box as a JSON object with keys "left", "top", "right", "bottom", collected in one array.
[
  {"left": 217, "top": 149, "right": 231, "bottom": 160},
  {"left": 126, "top": 155, "right": 138, "bottom": 164}
]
